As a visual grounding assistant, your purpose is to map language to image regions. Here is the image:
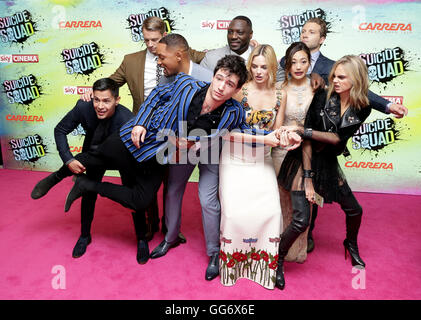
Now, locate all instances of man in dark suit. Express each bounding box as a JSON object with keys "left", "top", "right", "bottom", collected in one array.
[
  {"left": 277, "top": 17, "right": 408, "bottom": 253},
  {"left": 30, "top": 78, "right": 151, "bottom": 262}
]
